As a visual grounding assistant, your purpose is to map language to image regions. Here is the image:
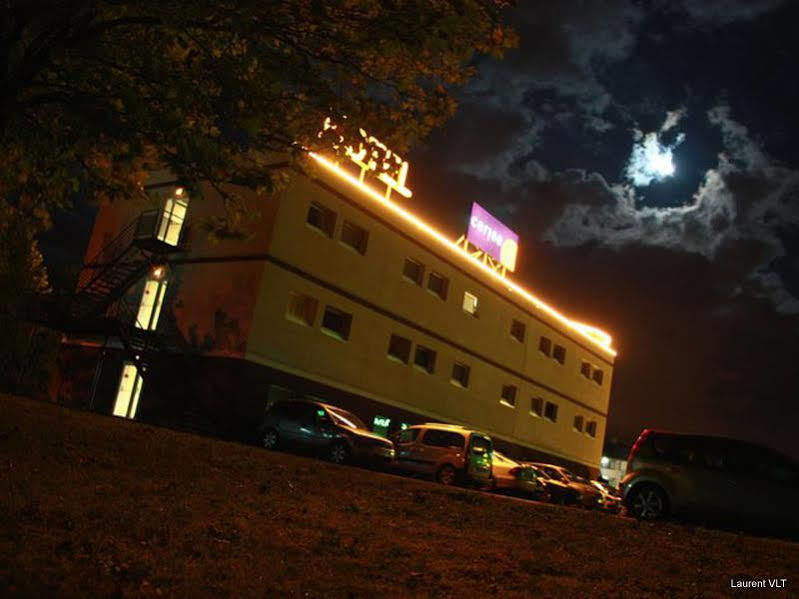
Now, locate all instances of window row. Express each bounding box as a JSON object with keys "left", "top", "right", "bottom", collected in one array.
[
  {"left": 386, "top": 332, "right": 471, "bottom": 387},
  {"left": 402, "top": 257, "right": 450, "bottom": 301},
  {"left": 307, "top": 201, "right": 604, "bottom": 388},
  {"left": 572, "top": 414, "right": 599, "bottom": 438},
  {"left": 307, "top": 201, "right": 369, "bottom": 255},
  {"left": 286, "top": 292, "right": 353, "bottom": 341},
  {"left": 579, "top": 361, "right": 605, "bottom": 386}
]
